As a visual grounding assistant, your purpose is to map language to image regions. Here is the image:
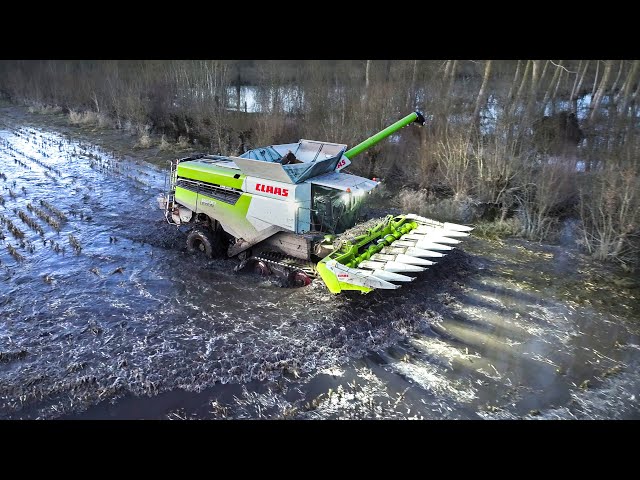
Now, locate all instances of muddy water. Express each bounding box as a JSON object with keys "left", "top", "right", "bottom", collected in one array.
[{"left": 1, "top": 110, "right": 639, "bottom": 419}]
